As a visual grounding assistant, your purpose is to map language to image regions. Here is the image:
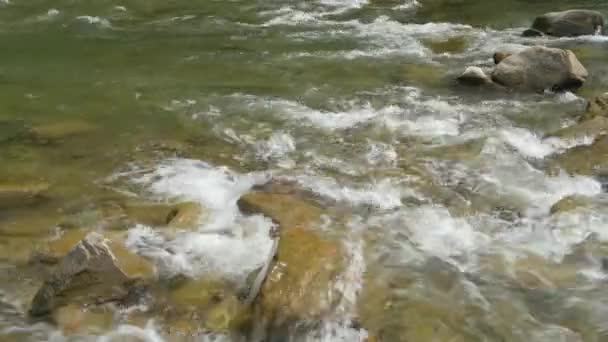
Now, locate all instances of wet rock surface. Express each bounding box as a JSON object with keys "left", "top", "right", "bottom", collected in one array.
[
  {"left": 29, "top": 232, "right": 154, "bottom": 317},
  {"left": 491, "top": 46, "right": 588, "bottom": 92},
  {"left": 528, "top": 10, "right": 605, "bottom": 37}
]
